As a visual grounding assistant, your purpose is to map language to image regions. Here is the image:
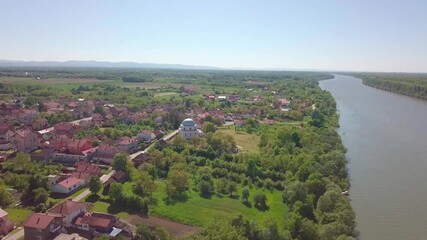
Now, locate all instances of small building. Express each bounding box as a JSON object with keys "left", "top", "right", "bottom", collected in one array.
[
  {"left": 178, "top": 118, "right": 203, "bottom": 140},
  {"left": 75, "top": 213, "right": 116, "bottom": 233},
  {"left": 137, "top": 130, "right": 156, "bottom": 143},
  {"left": 23, "top": 213, "right": 63, "bottom": 240},
  {"left": 117, "top": 137, "right": 138, "bottom": 153},
  {"left": 92, "top": 144, "right": 119, "bottom": 165},
  {"left": 48, "top": 200, "right": 87, "bottom": 228},
  {"left": 51, "top": 176, "right": 83, "bottom": 195},
  {"left": 10, "top": 129, "right": 39, "bottom": 153},
  {"left": 0, "top": 208, "right": 14, "bottom": 236}
]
